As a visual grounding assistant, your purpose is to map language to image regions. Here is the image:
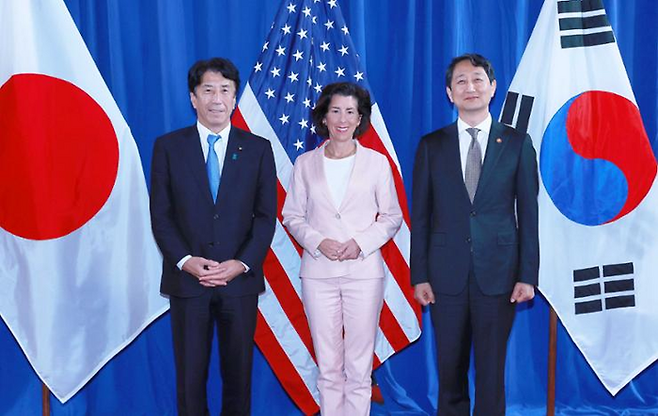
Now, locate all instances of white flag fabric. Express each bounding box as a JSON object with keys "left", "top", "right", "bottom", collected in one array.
[
  {"left": 0, "top": 0, "right": 167, "bottom": 402},
  {"left": 501, "top": 0, "right": 658, "bottom": 395}
]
